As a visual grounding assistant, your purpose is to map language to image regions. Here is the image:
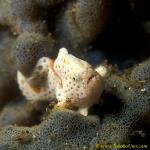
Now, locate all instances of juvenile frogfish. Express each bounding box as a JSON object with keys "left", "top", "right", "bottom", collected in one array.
[{"left": 17, "top": 48, "right": 104, "bottom": 116}]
